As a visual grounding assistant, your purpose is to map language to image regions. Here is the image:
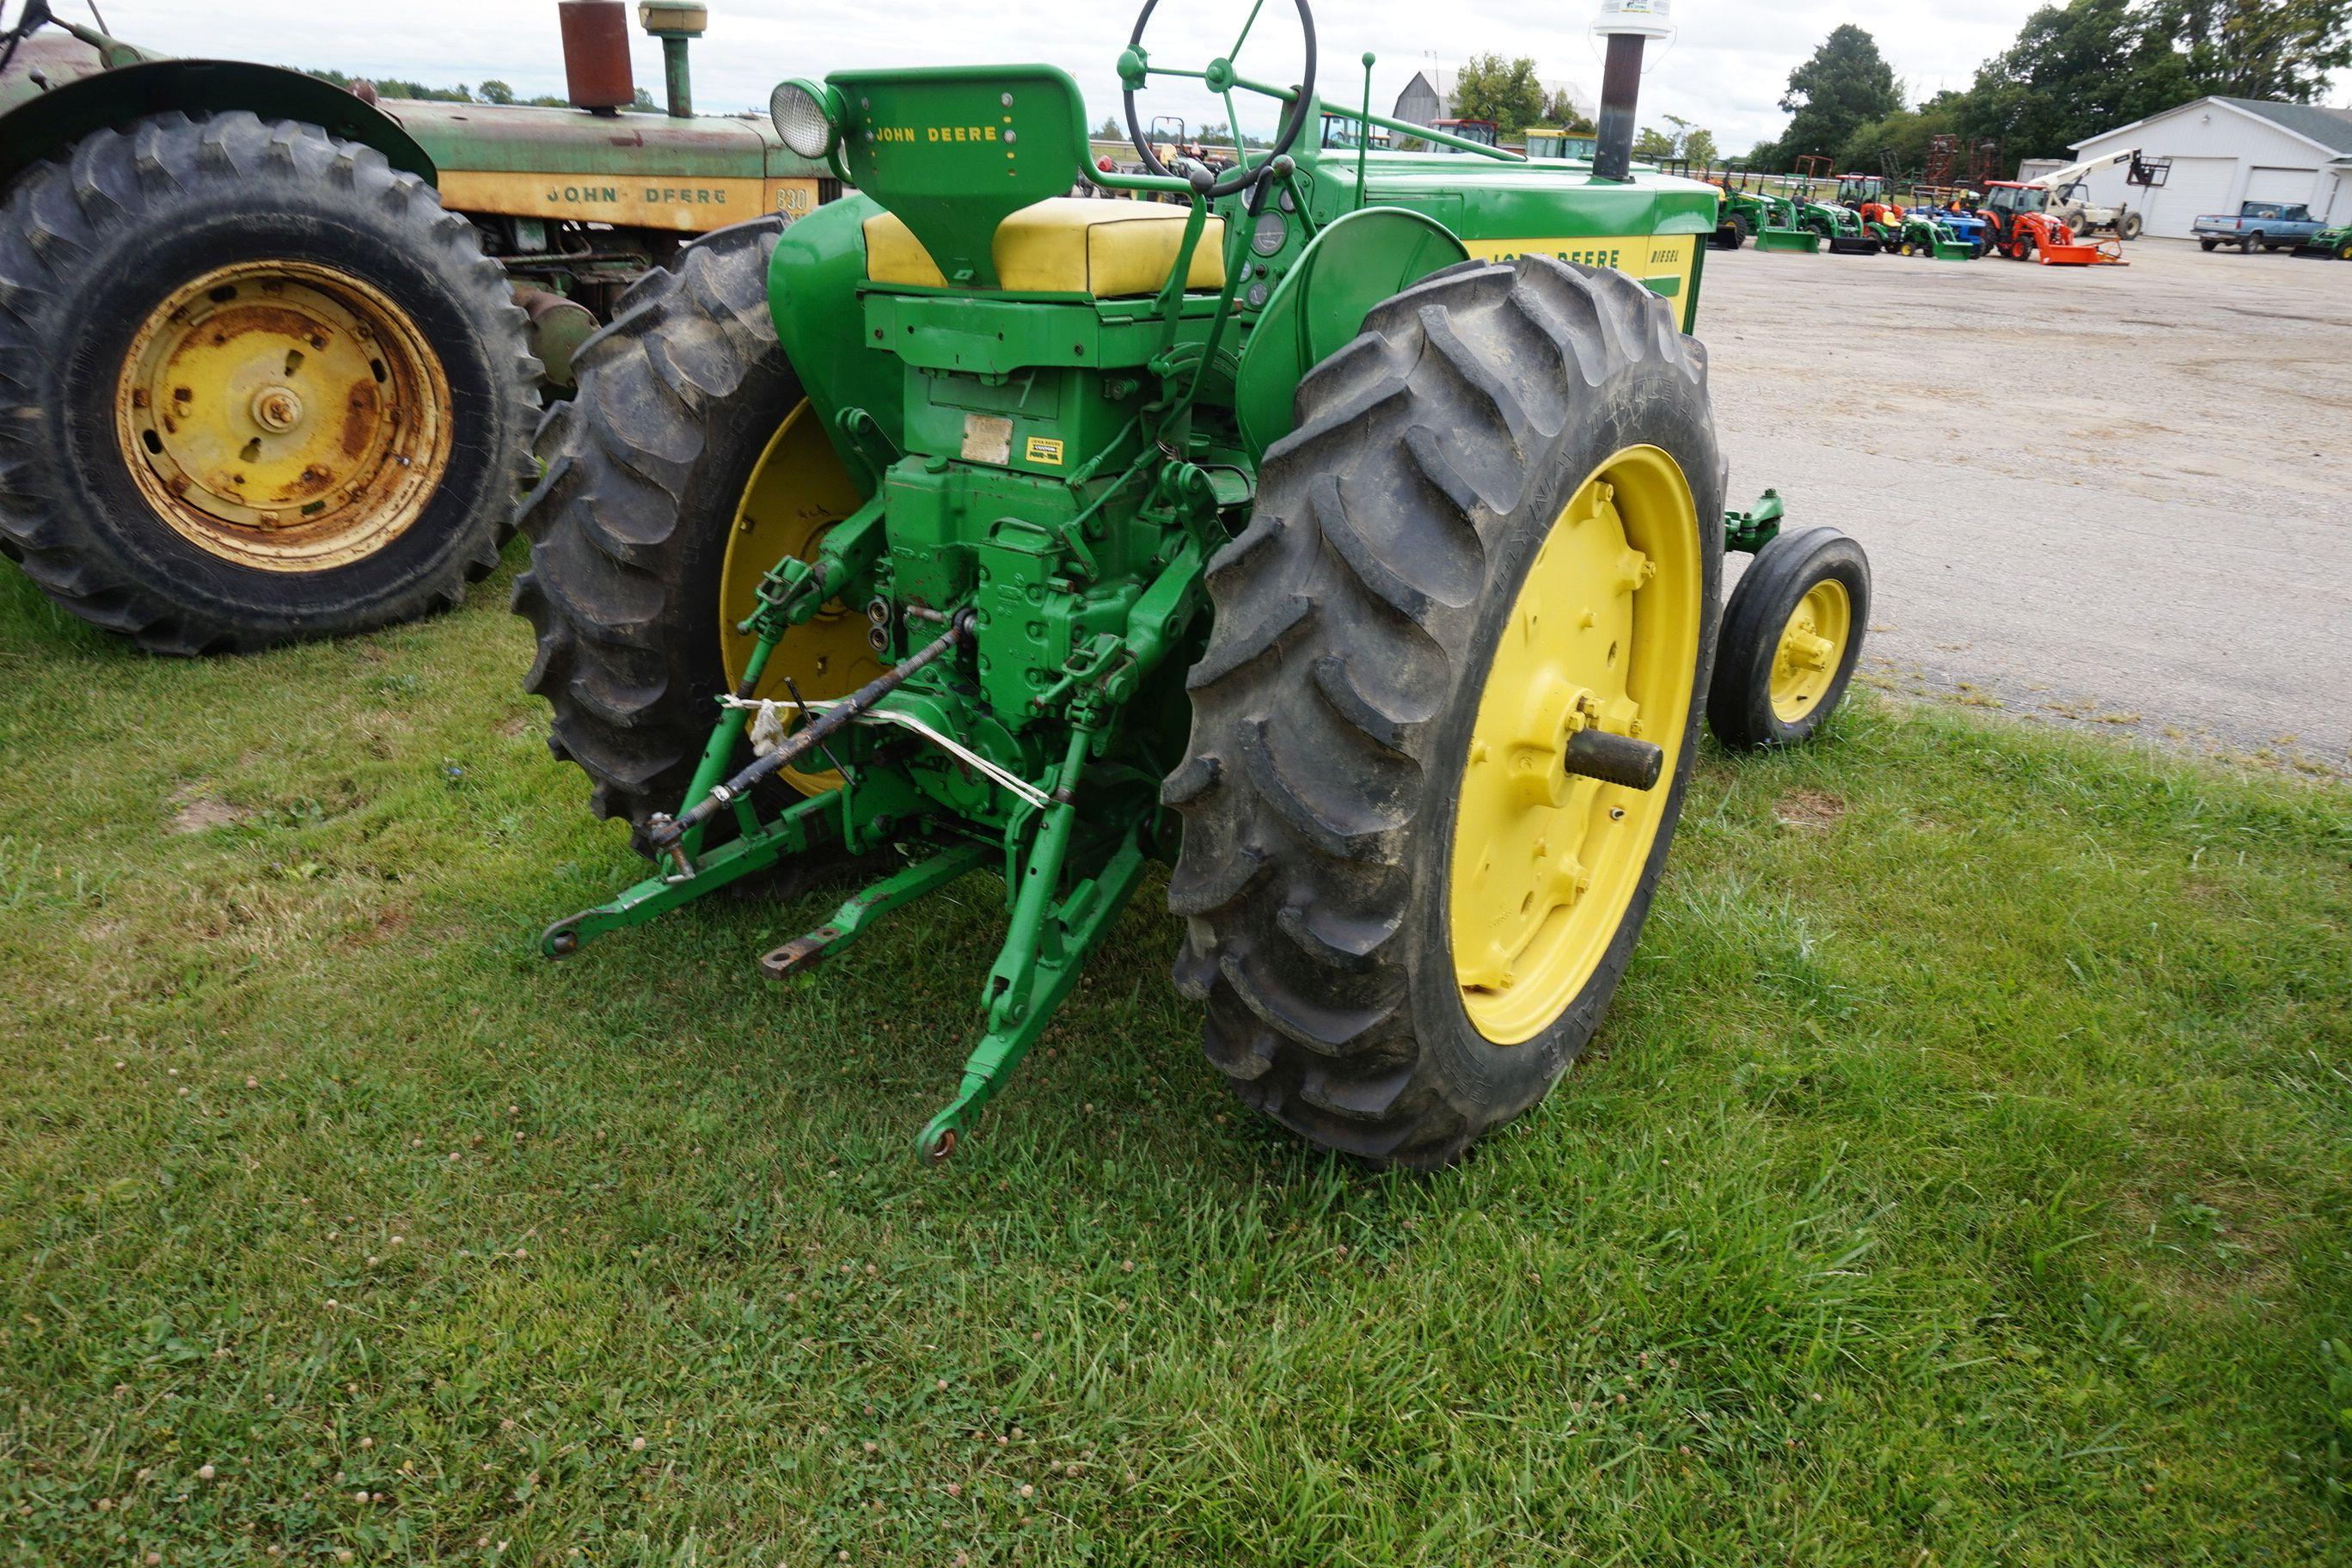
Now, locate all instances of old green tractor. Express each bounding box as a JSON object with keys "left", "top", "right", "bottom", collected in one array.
[
  {"left": 0, "top": 0, "right": 831, "bottom": 654},
  {"left": 516, "top": 1, "right": 1872, "bottom": 1167}
]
